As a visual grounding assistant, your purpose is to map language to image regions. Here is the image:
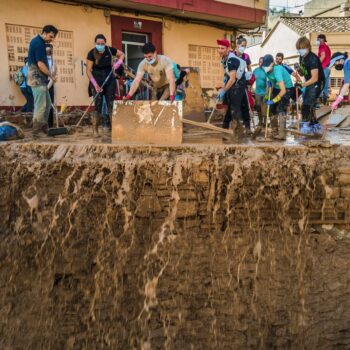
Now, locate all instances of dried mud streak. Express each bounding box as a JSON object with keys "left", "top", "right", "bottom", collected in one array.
[{"left": 0, "top": 143, "right": 350, "bottom": 350}]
